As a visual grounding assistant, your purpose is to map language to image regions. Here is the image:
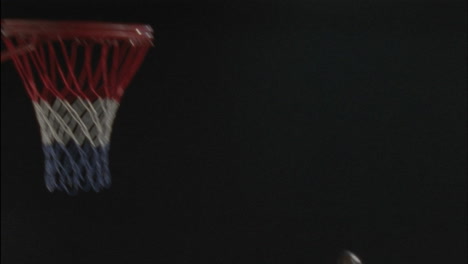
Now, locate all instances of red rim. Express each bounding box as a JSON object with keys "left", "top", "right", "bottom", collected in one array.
[{"left": 1, "top": 19, "right": 153, "bottom": 40}]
